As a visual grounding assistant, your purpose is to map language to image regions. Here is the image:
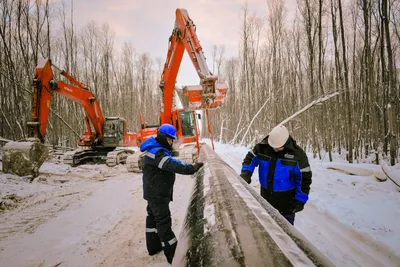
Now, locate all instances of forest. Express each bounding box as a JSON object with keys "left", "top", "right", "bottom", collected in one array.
[{"left": 0, "top": 0, "right": 399, "bottom": 165}]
